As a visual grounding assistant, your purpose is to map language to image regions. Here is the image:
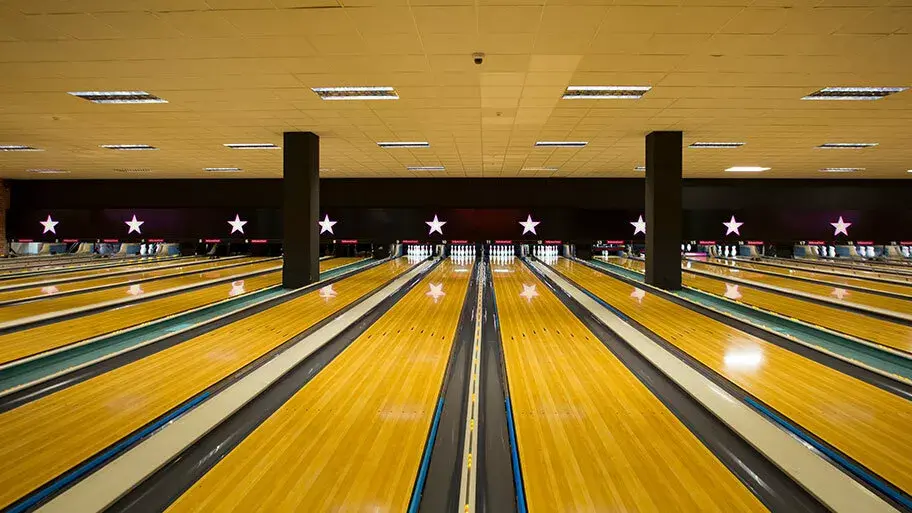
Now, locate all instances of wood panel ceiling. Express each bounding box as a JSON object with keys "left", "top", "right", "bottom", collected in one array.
[{"left": 0, "top": 0, "right": 910, "bottom": 179}]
